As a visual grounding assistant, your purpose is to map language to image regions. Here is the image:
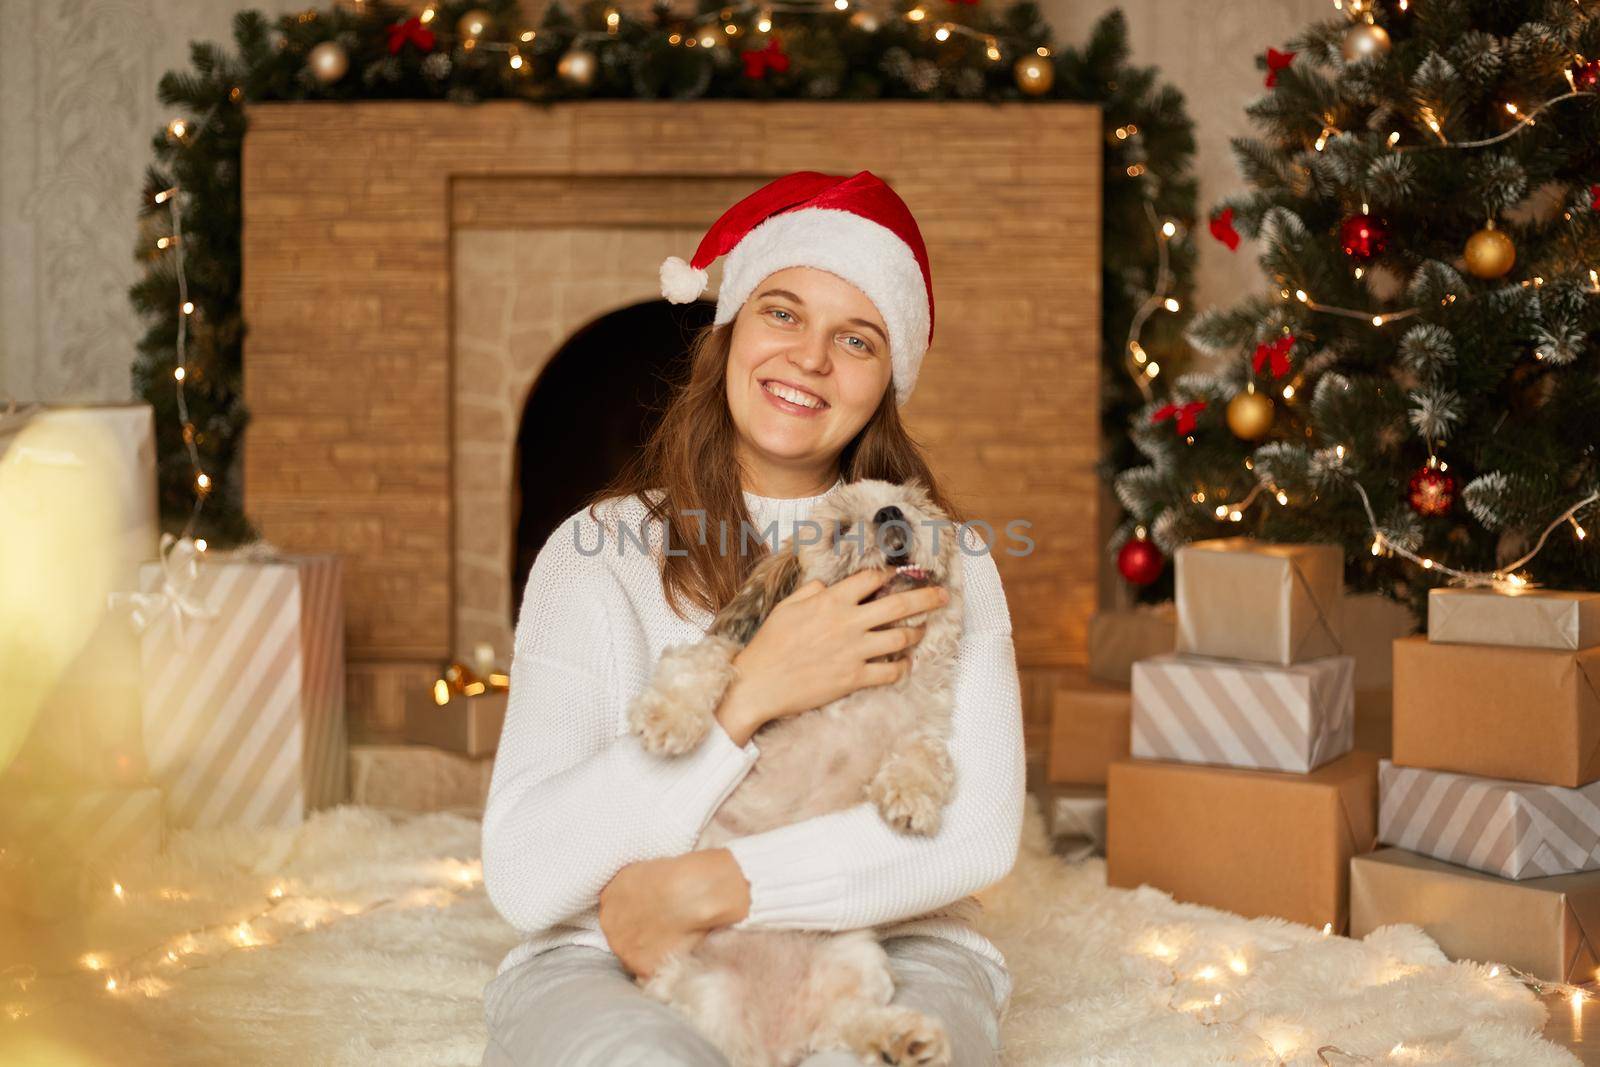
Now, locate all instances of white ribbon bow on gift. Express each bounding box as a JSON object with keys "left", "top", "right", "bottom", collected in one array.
[{"left": 109, "top": 532, "right": 219, "bottom": 646}]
